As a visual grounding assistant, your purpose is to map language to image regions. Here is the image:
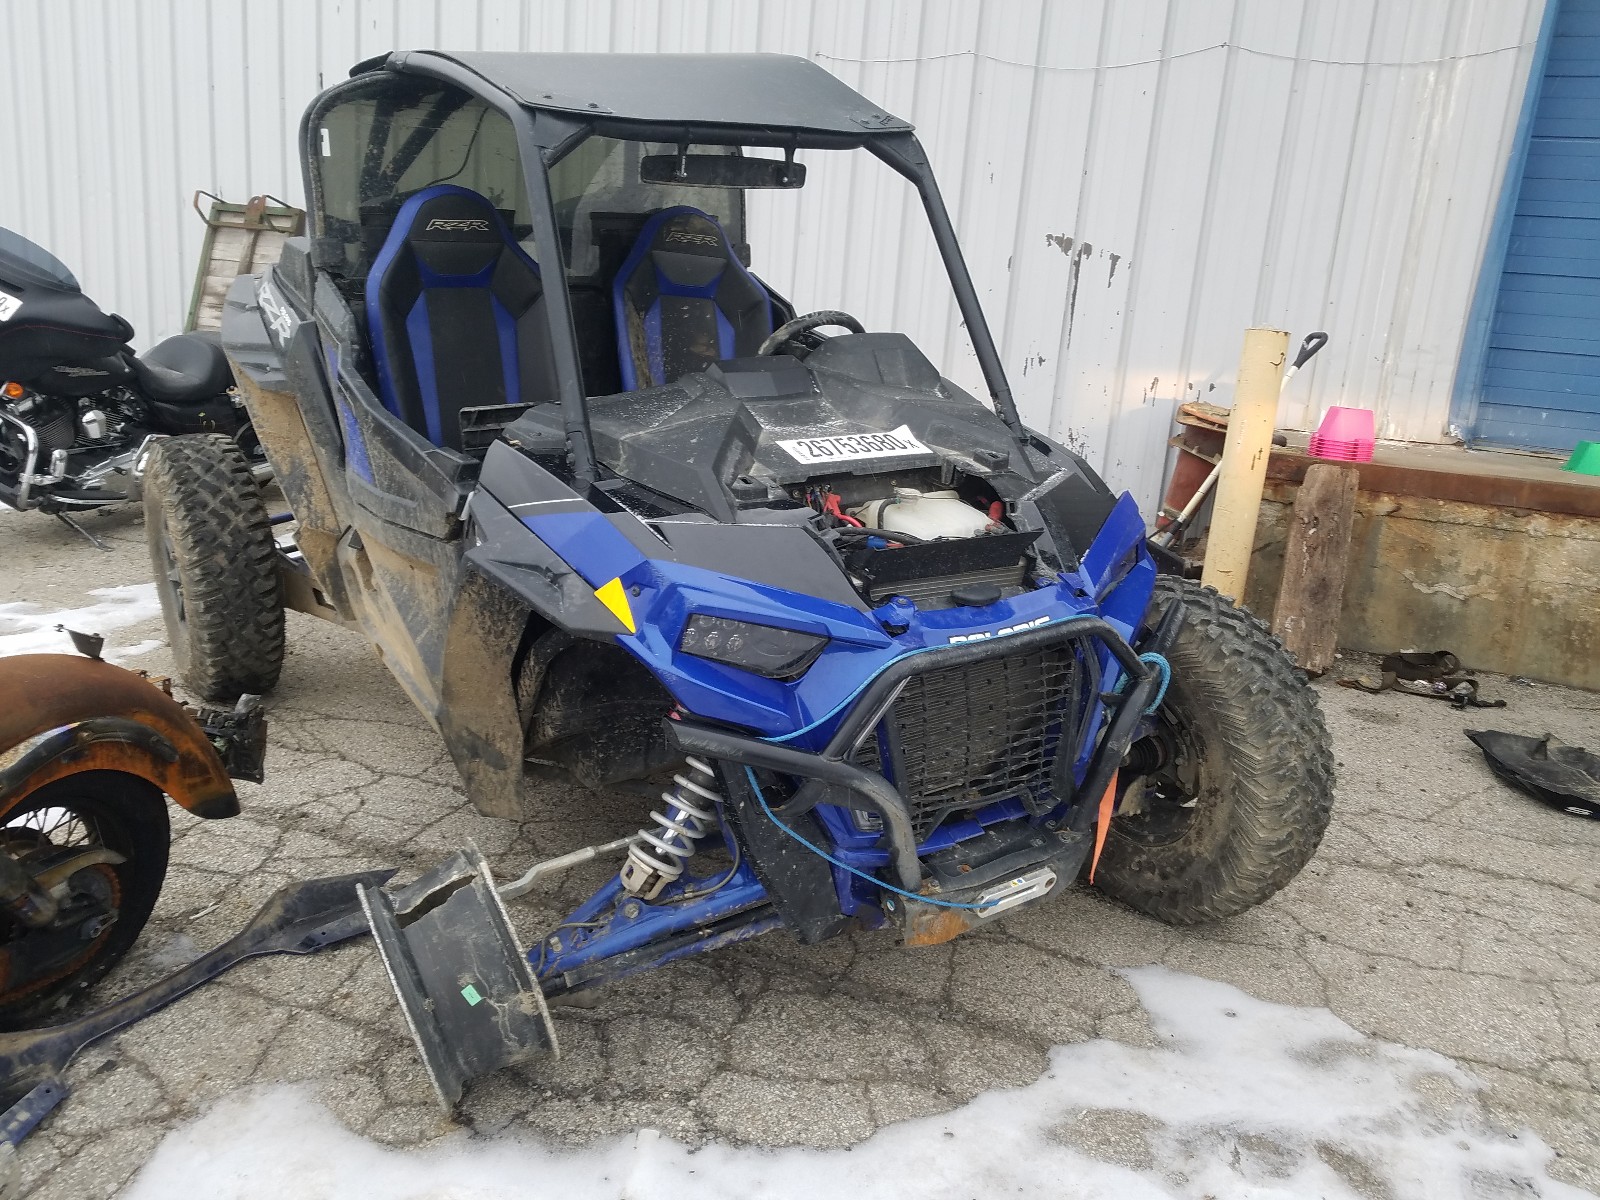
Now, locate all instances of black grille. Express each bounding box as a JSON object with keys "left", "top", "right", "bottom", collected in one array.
[{"left": 852, "top": 638, "right": 1093, "bottom": 838}]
